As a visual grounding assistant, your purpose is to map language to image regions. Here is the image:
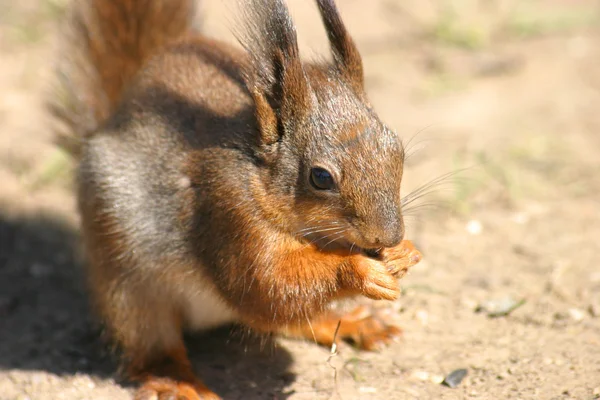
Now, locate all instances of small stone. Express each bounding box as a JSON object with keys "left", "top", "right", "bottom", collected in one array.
[
  {"left": 592, "top": 386, "right": 600, "bottom": 398},
  {"left": 554, "top": 358, "right": 565, "bottom": 366},
  {"left": 476, "top": 297, "right": 526, "bottom": 318},
  {"left": 412, "top": 370, "right": 430, "bottom": 381},
  {"left": 588, "top": 304, "right": 600, "bottom": 318},
  {"left": 568, "top": 308, "right": 586, "bottom": 322},
  {"left": 415, "top": 309, "right": 429, "bottom": 326},
  {"left": 466, "top": 220, "right": 482, "bottom": 235},
  {"left": 442, "top": 368, "right": 468, "bottom": 388}
]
